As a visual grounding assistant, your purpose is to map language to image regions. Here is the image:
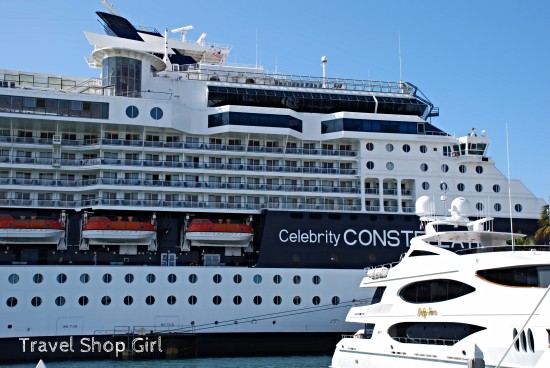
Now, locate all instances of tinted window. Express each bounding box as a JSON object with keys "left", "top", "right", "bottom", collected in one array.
[{"left": 401, "top": 279, "right": 475, "bottom": 303}]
